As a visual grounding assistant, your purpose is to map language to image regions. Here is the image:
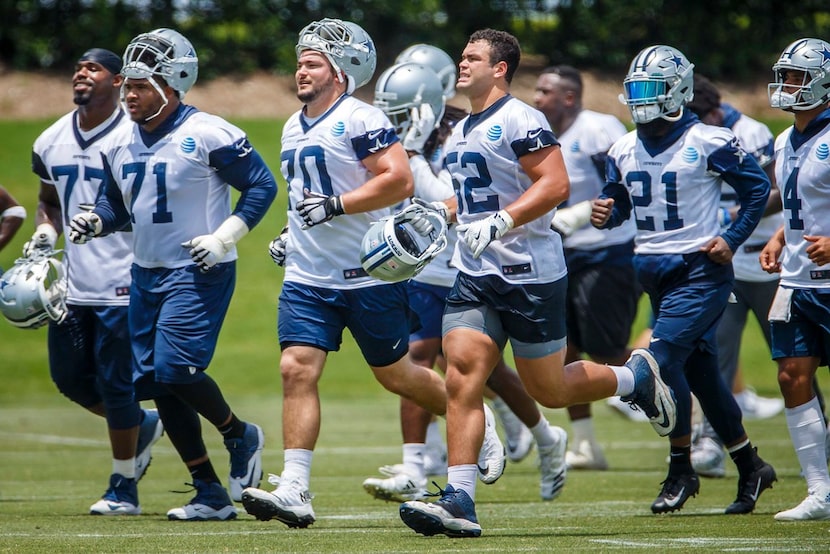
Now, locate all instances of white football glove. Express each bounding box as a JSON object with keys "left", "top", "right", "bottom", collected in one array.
[
  {"left": 402, "top": 104, "right": 437, "bottom": 154},
  {"left": 68, "top": 212, "right": 103, "bottom": 244},
  {"left": 551, "top": 200, "right": 593, "bottom": 237},
  {"left": 22, "top": 223, "right": 58, "bottom": 257},
  {"left": 411, "top": 197, "right": 451, "bottom": 224},
  {"left": 296, "top": 189, "right": 344, "bottom": 229},
  {"left": 456, "top": 210, "right": 514, "bottom": 259},
  {"left": 182, "top": 215, "right": 249, "bottom": 272},
  {"left": 268, "top": 225, "right": 289, "bottom": 267}
]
